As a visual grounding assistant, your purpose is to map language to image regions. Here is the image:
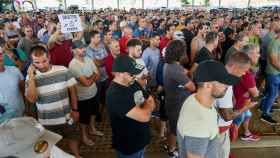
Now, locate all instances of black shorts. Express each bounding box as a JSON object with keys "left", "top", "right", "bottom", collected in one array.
[
  {"left": 78, "top": 95, "right": 99, "bottom": 125},
  {"left": 44, "top": 123, "right": 80, "bottom": 140},
  {"left": 97, "top": 79, "right": 110, "bottom": 105}
]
